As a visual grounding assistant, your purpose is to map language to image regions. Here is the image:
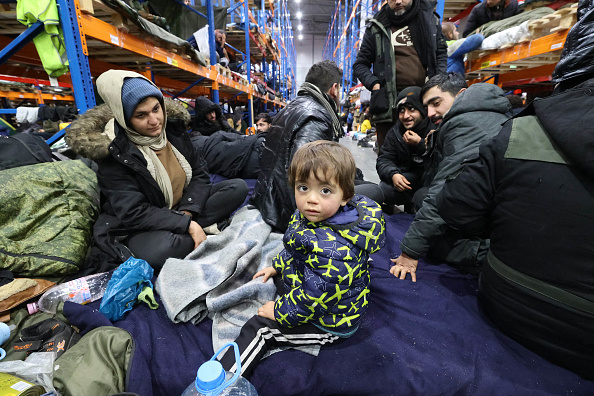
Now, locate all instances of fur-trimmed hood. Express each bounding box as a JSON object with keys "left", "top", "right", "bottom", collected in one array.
[{"left": 66, "top": 97, "right": 191, "bottom": 162}]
